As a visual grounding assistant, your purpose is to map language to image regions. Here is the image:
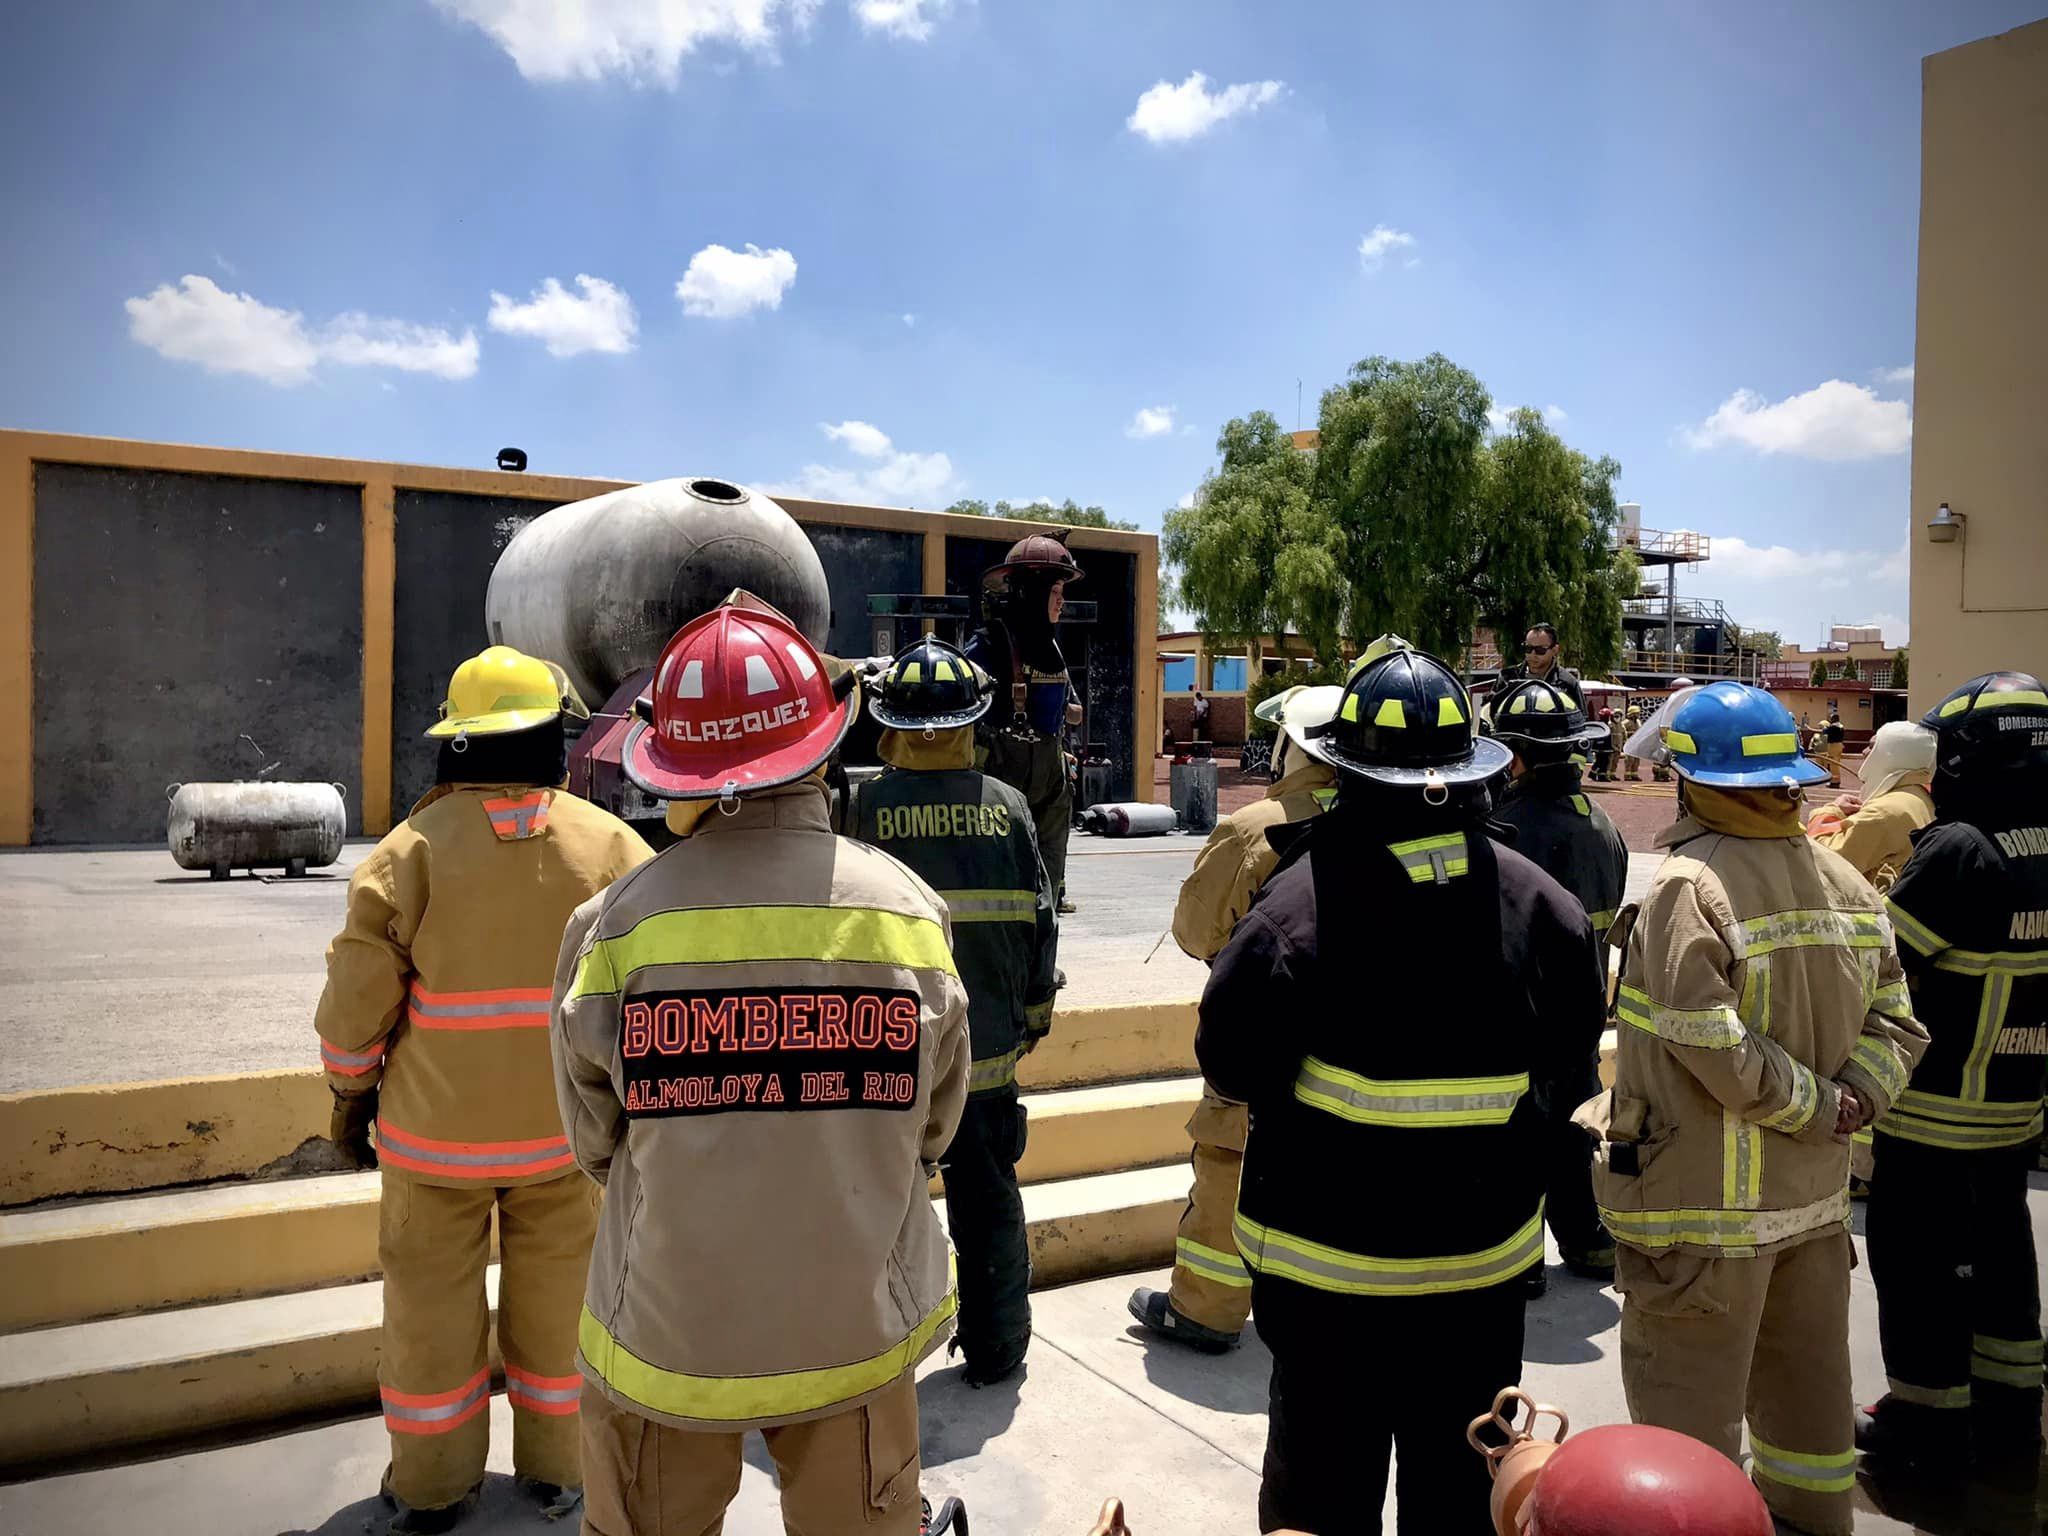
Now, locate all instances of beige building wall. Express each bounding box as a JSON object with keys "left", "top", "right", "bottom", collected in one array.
[{"left": 1909, "top": 19, "right": 2048, "bottom": 712}]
